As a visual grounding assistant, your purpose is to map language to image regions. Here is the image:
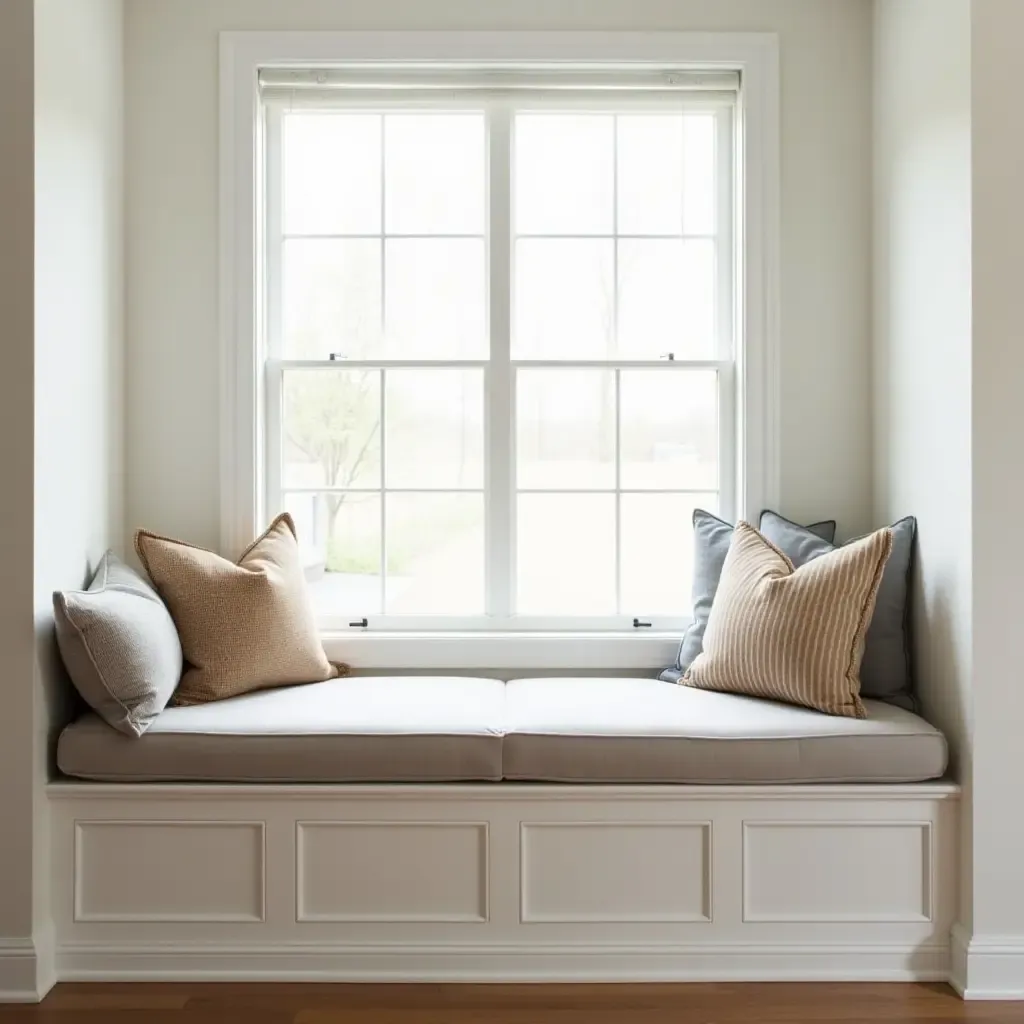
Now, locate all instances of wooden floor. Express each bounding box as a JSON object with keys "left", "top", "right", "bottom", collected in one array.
[{"left": 0, "top": 984, "right": 1022, "bottom": 1023}]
